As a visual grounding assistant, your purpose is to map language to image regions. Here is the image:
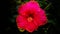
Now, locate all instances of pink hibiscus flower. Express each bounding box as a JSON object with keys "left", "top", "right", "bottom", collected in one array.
[{"left": 16, "top": 0, "right": 47, "bottom": 33}]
